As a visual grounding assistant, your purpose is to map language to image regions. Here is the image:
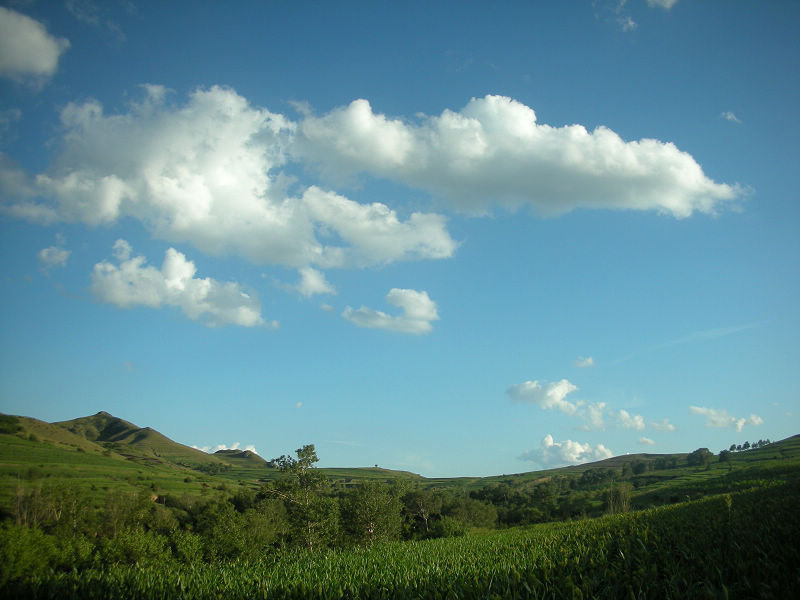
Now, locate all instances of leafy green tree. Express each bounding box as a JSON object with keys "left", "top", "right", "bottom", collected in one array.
[
  {"left": 445, "top": 496, "right": 498, "bottom": 529},
  {"left": 687, "top": 447, "right": 714, "bottom": 468},
  {"left": 402, "top": 489, "right": 443, "bottom": 538},
  {"left": 719, "top": 449, "right": 733, "bottom": 471},
  {"left": 262, "top": 444, "right": 338, "bottom": 551},
  {"left": 102, "top": 489, "right": 151, "bottom": 538},
  {"left": 341, "top": 481, "right": 402, "bottom": 546}
]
